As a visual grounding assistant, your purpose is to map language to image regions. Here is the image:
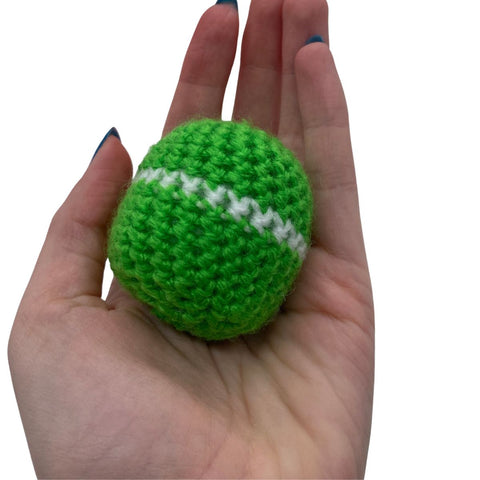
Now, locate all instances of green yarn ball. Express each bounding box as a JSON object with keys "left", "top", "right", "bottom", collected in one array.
[{"left": 108, "top": 119, "right": 313, "bottom": 341}]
